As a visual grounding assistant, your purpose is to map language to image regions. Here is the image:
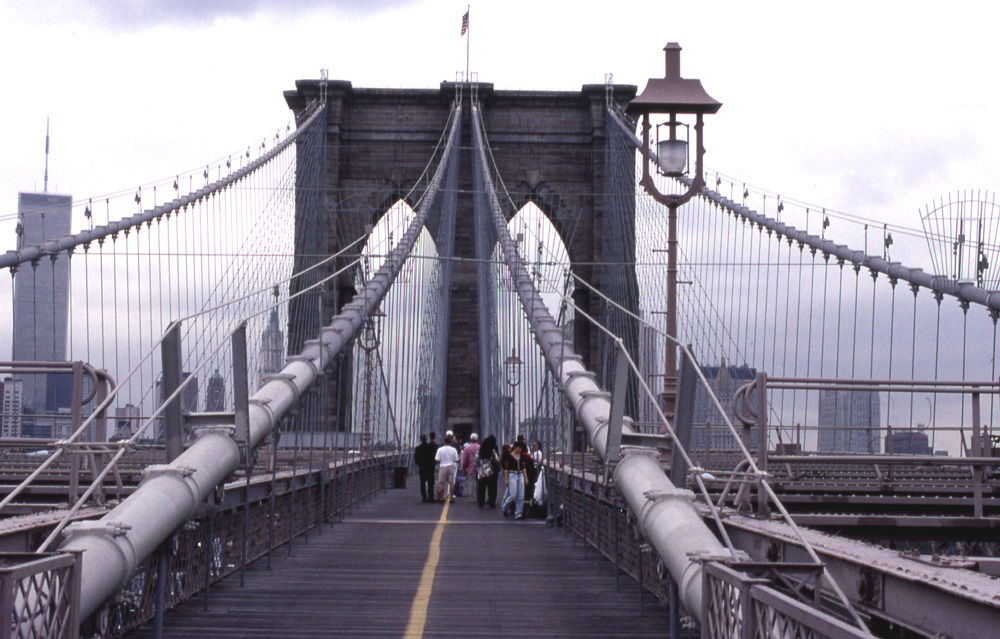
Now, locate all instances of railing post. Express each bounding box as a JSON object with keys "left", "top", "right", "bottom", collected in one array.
[
  {"left": 582, "top": 451, "right": 589, "bottom": 558},
  {"left": 755, "top": 373, "right": 770, "bottom": 518},
  {"left": 203, "top": 497, "right": 217, "bottom": 612},
  {"left": 972, "top": 390, "right": 984, "bottom": 518},
  {"left": 595, "top": 483, "right": 602, "bottom": 571},
  {"left": 68, "top": 451, "right": 79, "bottom": 506},
  {"left": 700, "top": 563, "right": 709, "bottom": 639},
  {"left": 94, "top": 372, "right": 108, "bottom": 442},
  {"left": 0, "top": 565, "right": 11, "bottom": 639},
  {"left": 613, "top": 497, "right": 621, "bottom": 591},
  {"left": 740, "top": 573, "right": 755, "bottom": 639},
  {"left": 69, "top": 549, "right": 83, "bottom": 638},
  {"left": 267, "top": 428, "right": 280, "bottom": 570},
  {"left": 232, "top": 322, "right": 254, "bottom": 585},
  {"left": 604, "top": 346, "right": 629, "bottom": 470},
  {"left": 152, "top": 540, "right": 169, "bottom": 639},
  {"left": 232, "top": 322, "right": 250, "bottom": 467},
  {"left": 669, "top": 576, "right": 680, "bottom": 639},
  {"left": 70, "top": 361, "right": 83, "bottom": 441},
  {"left": 672, "top": 346, "right": 698, "bottom": 488},
  {"left": 635, "top": 527, "right": 645, "bottom": 616},
  {"left": 160, "top": 321, "right": 184, "bottom": 463}
]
